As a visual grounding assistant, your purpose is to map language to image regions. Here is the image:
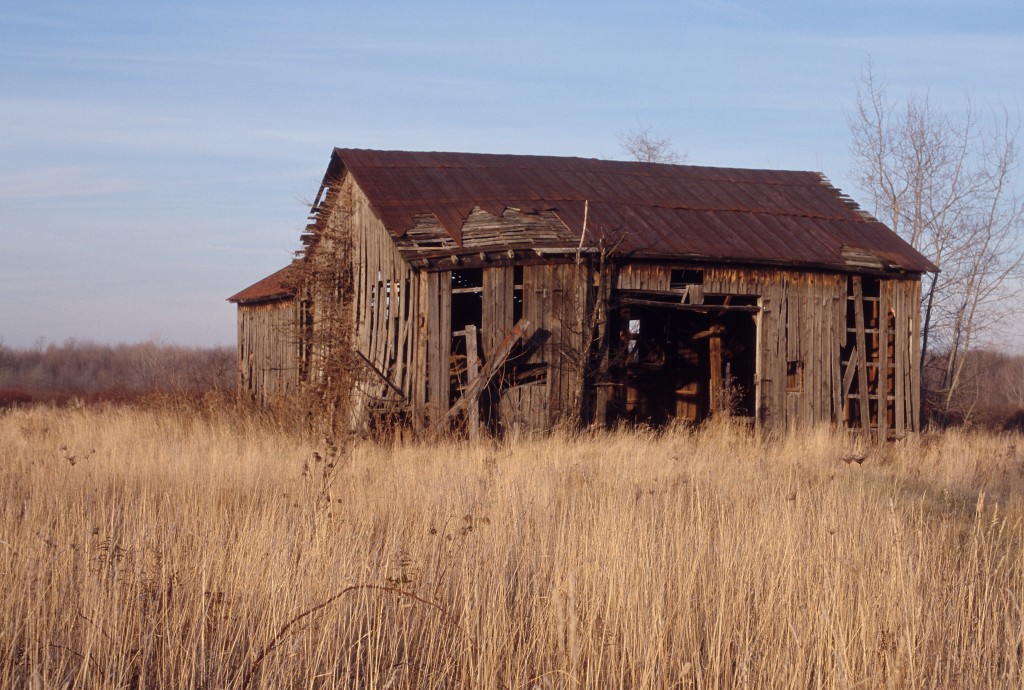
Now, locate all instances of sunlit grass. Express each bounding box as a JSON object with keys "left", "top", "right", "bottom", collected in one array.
[{"left": 2, "top": 404, "right": 1023, "bottom": 688}]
